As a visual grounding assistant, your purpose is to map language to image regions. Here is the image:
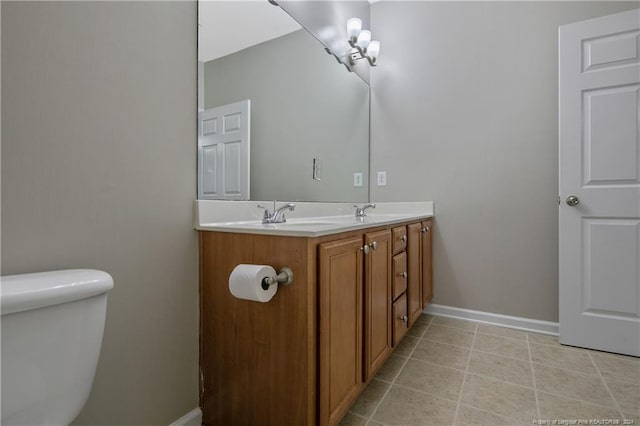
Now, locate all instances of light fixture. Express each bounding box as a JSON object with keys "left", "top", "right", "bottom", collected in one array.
[{"left": 345, "top": 17, "right": 380, "bottom": 68}]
